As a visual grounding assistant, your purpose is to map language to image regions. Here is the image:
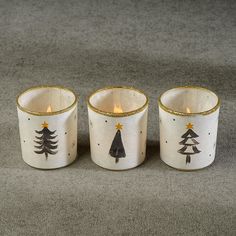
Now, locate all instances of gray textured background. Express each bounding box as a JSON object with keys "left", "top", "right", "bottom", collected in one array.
[{"left": 0, "top": 0, "right": 235, "bottom": 235}]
